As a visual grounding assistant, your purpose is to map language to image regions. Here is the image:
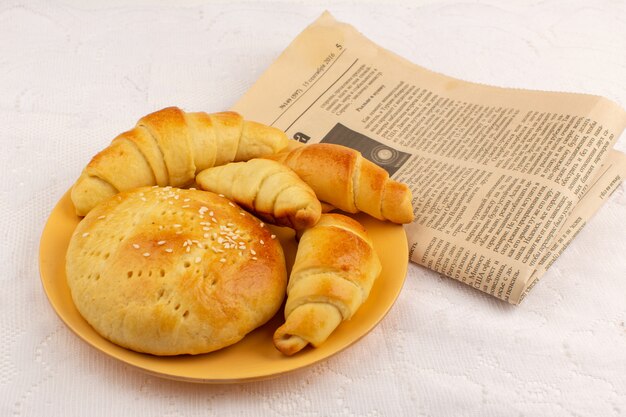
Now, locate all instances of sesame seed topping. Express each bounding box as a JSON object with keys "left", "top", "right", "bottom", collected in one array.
[
  {"left": 218, "top": 194, "right": 225, "bottom": 197},
  {"left": 203, "top": 226, "right": 210, "bottom": 231},
  {"left": 158, "top": 225, "right": 164, "bottom": 230},
  {"left": 186, "top": 246, "right": 190, "bottom": 253},
  {"left": 228, "top": 202, "right": 235, "bottom": 207},
  {"left": 183, "top": 198, "right": 190, "bottom": 202},
  {"left": 182, "top": 205, "right": 189, "bottom": 208},
  {"left": 195, "top": 257, "right": 201, "bottom": 264},
  {"left": 212, "top": 218, "right": 217, "bottom": 223},
  {"left": 168, "top": 201, "right": 173, "bottom": 205},
  {"left": 164, "top": 186, "right": 171, "bottom": 190},
  {"left": 252, "top": 257, "right": 257, "bottom": 260},
  {"left": 165, "top": 248, "right": 173, "bottom": 253},
  {"left": 203, "top": 233, "right": 209, "bottom": 238},
  {"left": 152, "top": 185, "right": 158, "bottom": 188},
  {"left": 97, "top": 215, "right": 106, "bottom": 220},
  {"left": 189, "top": 187, "right": 196, "bottom": 190},
  {"left": 141, "top": 197, "right": 147, "bottom": 202},
  {"left": 173, "top": 224, "right": 181, "bottom": 228},
  {"left": 157, "top": 240, "right": 166, "bottom": 245},
  {"left": 176, "top": 230, "right": 183, "bottom": 235},
  {"left": 240, "top": 212, "right": 245, "bottom": 216},
  {"left": 209, "top": 211, "right": 214, "bottom": 217},
  {"left": 82, "top": 232, "right": 89, "bottom": 237},
  {"left": 132, "top": 243, "right": 140, "bottom": 249},
  {"left": 271, "top": 234, "right": 276, "bottom": 239},
  {"left": 260, "top": 240, "right": 264, "bottom": 245},
  {"left": 251, "top": 249, "right": 256, "bottom": 255},
  {"left": 220, "top": 258, "right": 226, "bottom": 263},
  {"left": 259, "top": 222, "right": 264, "bottom": 227},
  {"left": 143, "top": 252, "right": 150, "bottom": 257}
]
